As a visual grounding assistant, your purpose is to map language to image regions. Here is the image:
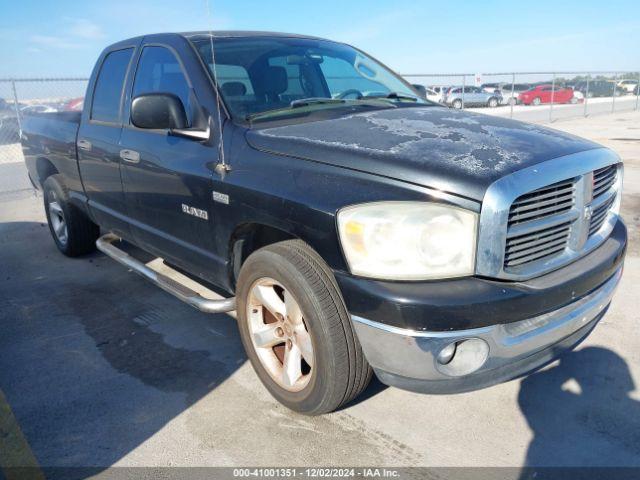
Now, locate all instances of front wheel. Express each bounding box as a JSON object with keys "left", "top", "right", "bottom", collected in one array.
[
  {"left": 487, "top": 97, "right": 499, "bottom": 108},
  {"left": 236, "top": 240, "right": 372, "bottom": 415},
  {"left": 532, "top": 97, "right": 542, "bottom": 106}
]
